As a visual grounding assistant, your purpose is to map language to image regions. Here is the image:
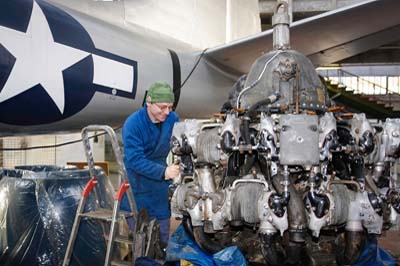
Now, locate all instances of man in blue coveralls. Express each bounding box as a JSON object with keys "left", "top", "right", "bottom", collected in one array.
[{"left": 121, "top": 82, "right": 180, "bottom": 244}]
